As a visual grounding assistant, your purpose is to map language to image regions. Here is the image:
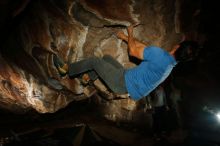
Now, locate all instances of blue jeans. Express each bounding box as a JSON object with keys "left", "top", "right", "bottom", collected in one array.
[{"left": 68, "top": 55, "right": 127, "bottom": 94}]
